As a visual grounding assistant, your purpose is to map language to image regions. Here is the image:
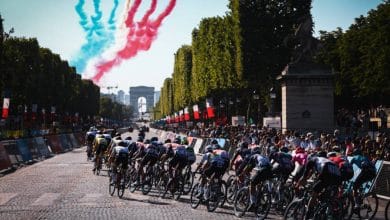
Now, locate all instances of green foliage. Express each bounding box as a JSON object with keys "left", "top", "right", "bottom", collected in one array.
[
  {"left": 173, "top": 45, "right": 192, "bottom": 110},
  {"left": 0, "top": 34, "right": 100, "bottom": 117},
  {"left": 316, "top": 2, "right": 390, "bottom": 107},
  {"left": 99, "top": 97, "right": 132, "bottom": 120}
]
